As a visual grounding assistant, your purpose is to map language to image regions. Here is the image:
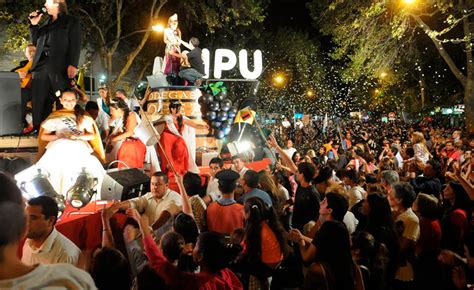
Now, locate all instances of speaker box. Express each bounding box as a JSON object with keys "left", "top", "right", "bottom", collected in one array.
[
  {"left": 101, "top": 168, "right": 150, "bottom": 201},
  {"left": 0, "top": 72, "right": 22, "bottom": 136}
]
